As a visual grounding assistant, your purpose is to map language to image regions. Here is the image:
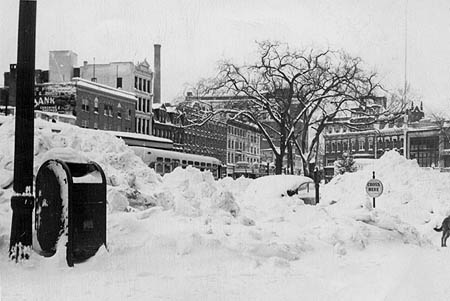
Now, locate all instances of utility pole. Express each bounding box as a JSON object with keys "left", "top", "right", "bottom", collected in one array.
[{"left": 10, "top": 0, "right": 37, "bottom": 262}]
